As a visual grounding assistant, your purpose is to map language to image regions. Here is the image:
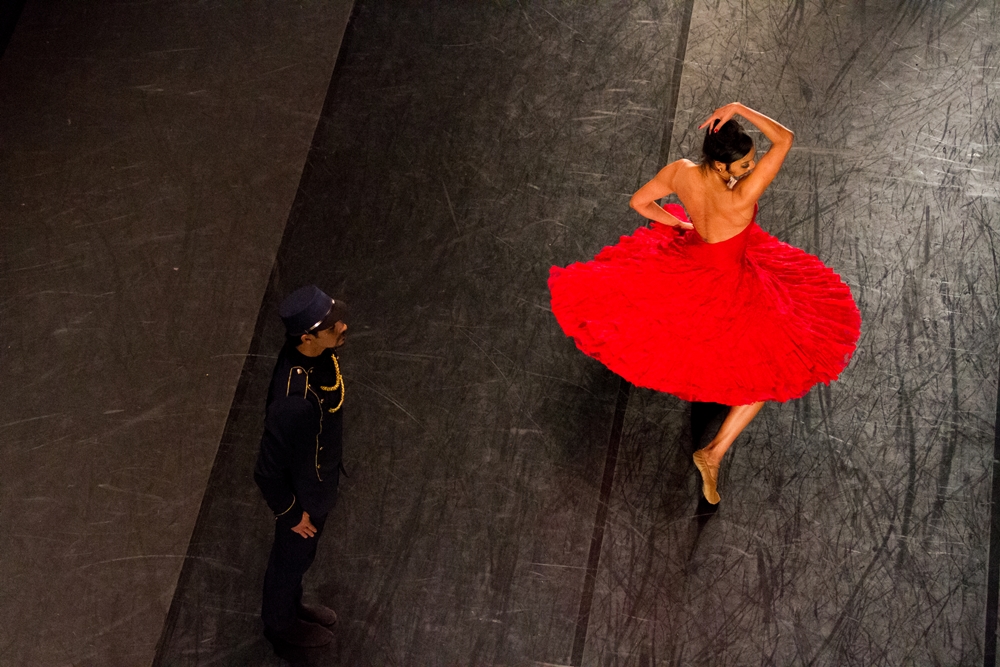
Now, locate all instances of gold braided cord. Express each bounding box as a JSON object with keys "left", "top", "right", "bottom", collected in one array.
[
  {"left": 325, "top": 353, "right": 345, "bottom": 414},
  {"left": 318, "top": 364, "right": 340, "bottom": 391}
]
